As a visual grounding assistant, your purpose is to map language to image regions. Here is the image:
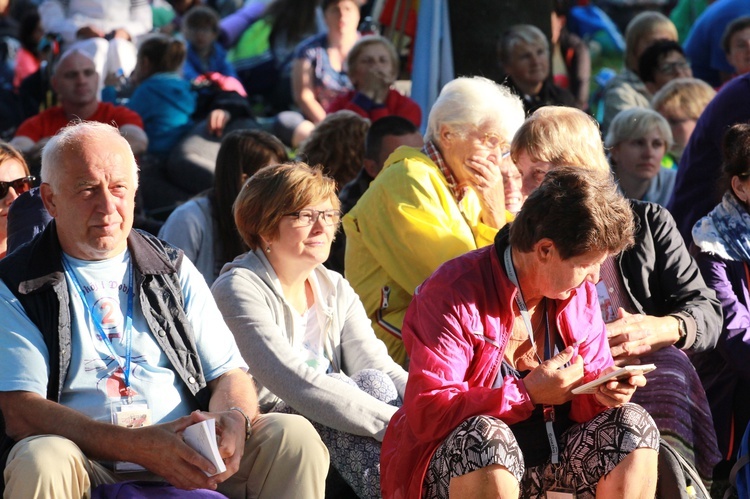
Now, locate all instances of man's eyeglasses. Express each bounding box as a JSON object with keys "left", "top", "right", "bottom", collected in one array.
[
  {"left": 284, "top": 209, "right": 342, "bottom": 226},
  {"left": 0, "top": 176, "right": 35, "bottom": 198}
]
